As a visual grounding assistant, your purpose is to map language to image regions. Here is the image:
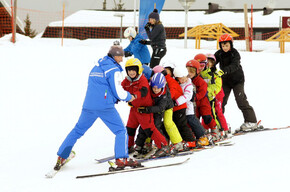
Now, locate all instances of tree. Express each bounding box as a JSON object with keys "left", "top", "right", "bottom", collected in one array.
[{"left": 24, "top": 14, "right": 37, "bottom": 38}]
